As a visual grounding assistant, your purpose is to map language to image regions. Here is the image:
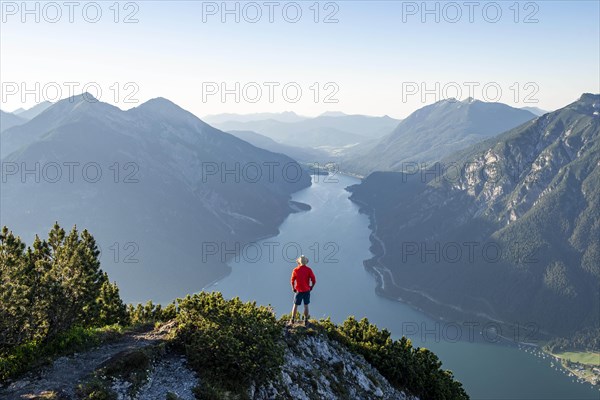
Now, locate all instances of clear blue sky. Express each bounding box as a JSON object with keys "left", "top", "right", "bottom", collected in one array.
[{"left": 1, "top": 1, "right": 598, "bottom": 118}]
